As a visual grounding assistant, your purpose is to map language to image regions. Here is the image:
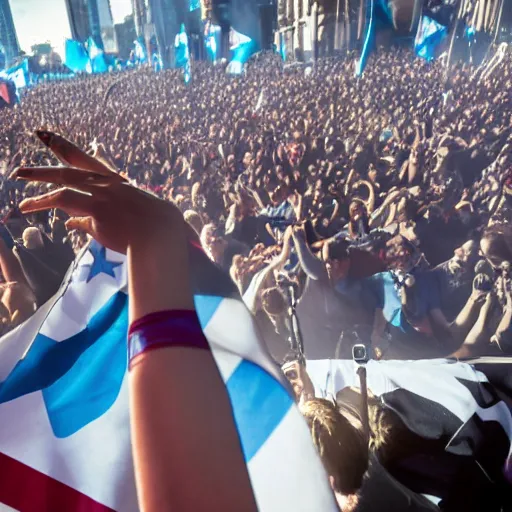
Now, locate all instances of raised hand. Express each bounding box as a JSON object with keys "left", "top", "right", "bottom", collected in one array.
[{"left": 11, "top": 131, "right": 185, "bottom": 254}]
